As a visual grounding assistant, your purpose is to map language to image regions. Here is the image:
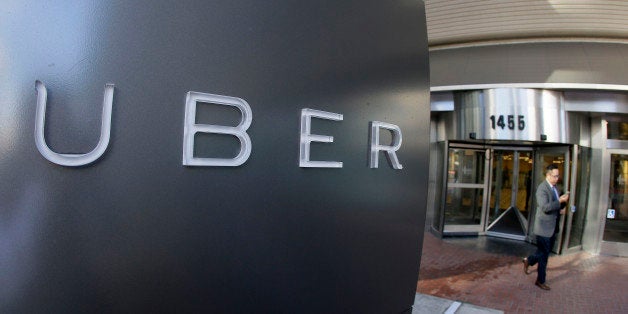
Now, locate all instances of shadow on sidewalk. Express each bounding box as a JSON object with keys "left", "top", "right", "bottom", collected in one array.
[{"left": 418, "top": 233, "right": 536, "bottom": 281}]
